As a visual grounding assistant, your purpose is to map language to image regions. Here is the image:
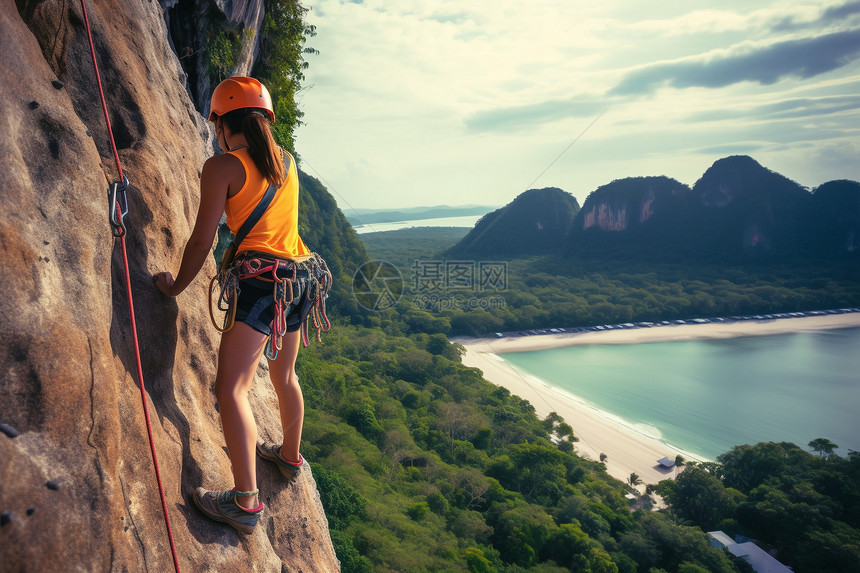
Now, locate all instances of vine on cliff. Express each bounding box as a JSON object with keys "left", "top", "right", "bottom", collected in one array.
[
  {"left": 253, "top": 0, "right": 318, "bottom": 152},
  {"left": 206, "top": 28, "right": 244, "bottom": 83}
]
